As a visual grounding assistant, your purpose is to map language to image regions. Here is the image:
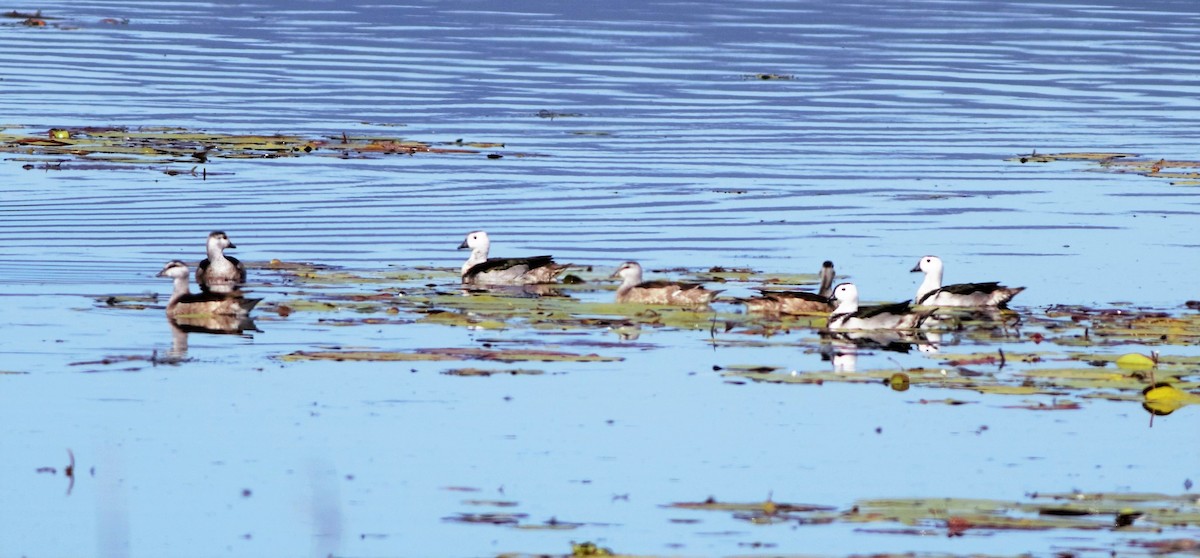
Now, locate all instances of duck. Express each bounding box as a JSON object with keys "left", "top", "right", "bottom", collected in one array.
[
  {"left": 827, "top": 282, "right": 932, "bottom": 330},
  {"left": 744, "top": 260, "right": 836, "bottom": 314},
  {"left": 158, "top": 260, "right": 260, "bottom": 317},
  {"left": 910, "top": 255, "right": 1024, "bottom": 307},
  {"left": 611, "top": 261, "right": 721, "bottom": 306},
  {"left": 458, "top": 230, "right": 568, "bottom": 285},
  {"left": 195, "top": 231, "right": 247, "bottom": 293}
]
